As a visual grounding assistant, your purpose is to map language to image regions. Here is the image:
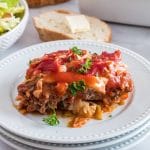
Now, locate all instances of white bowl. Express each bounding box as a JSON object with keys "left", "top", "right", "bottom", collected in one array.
[
  {"left": 0, "top": 0, "right": 29, "bottom": 50},
  {"left": 79, "top": 0, "right": 150, "bottom": 27}
]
